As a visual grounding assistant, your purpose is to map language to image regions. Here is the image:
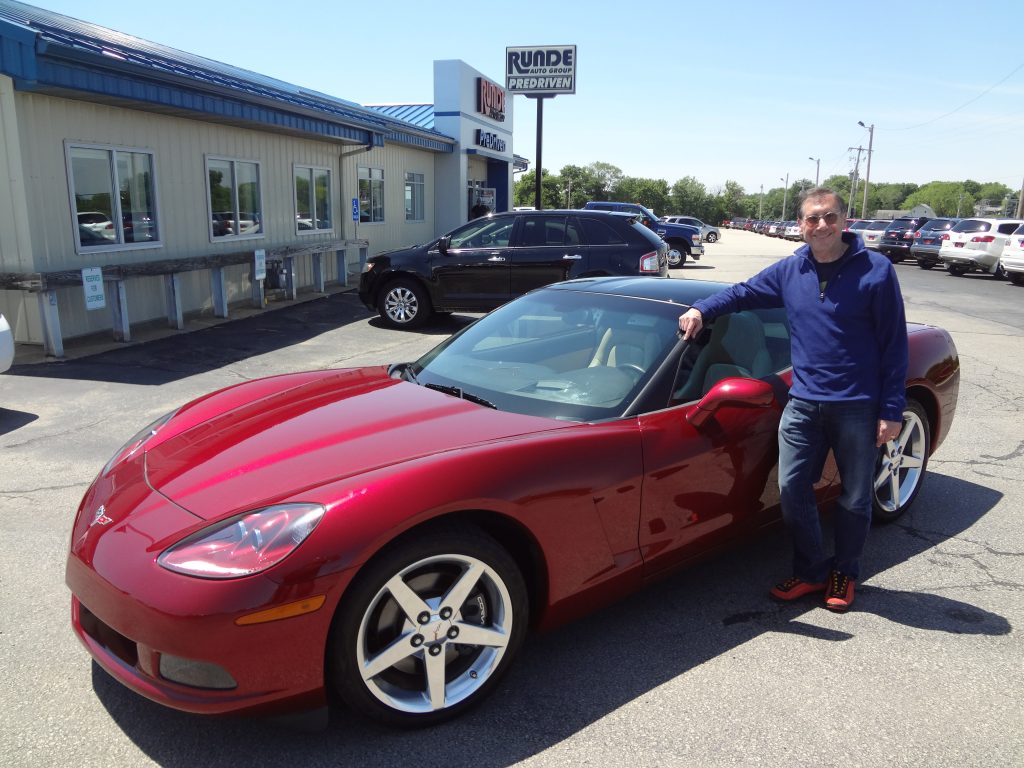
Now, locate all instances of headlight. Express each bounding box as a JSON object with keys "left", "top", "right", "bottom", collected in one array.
[
  {"left": 157, "top": 503, "right": 326, "bottom": 579},
  {"left": 101, "top": 409, "right": 178, "bottom": 476}
]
